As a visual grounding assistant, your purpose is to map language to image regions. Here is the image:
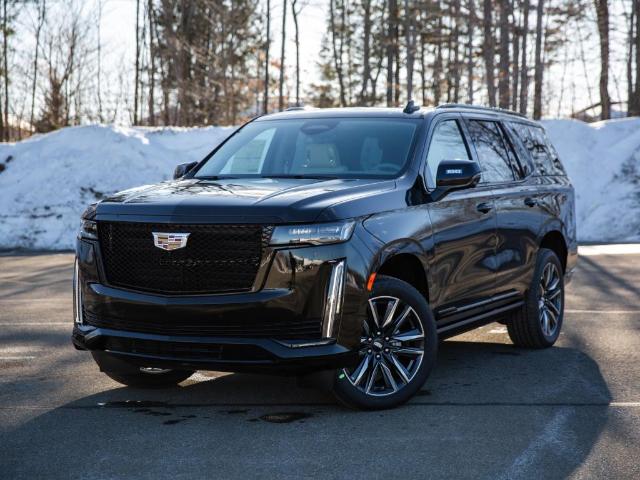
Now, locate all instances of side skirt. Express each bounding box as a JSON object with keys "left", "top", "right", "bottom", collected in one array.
[{"left": 436, "top": 300, "right": 524, "bottom": 340}]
